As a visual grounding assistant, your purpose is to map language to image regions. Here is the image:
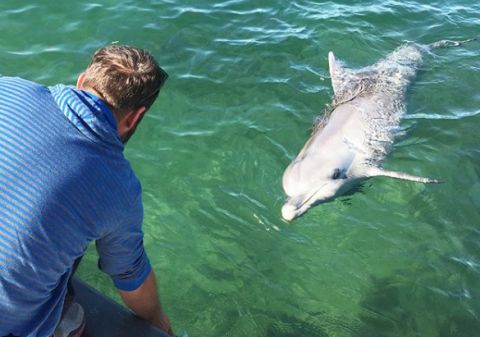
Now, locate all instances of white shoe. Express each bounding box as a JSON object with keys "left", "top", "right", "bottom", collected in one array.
[{"left": 53, "top": 302, "right": 86, "bottom": 337}]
